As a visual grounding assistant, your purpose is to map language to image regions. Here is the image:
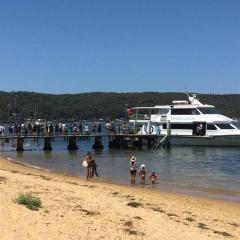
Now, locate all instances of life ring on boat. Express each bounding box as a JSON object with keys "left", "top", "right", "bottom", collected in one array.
[
  {"left": 127, "top": 108, "right": 136, "bottom": 115},
  {"left": 144, "top": 126, "right": 154, "bottom": 134}
]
